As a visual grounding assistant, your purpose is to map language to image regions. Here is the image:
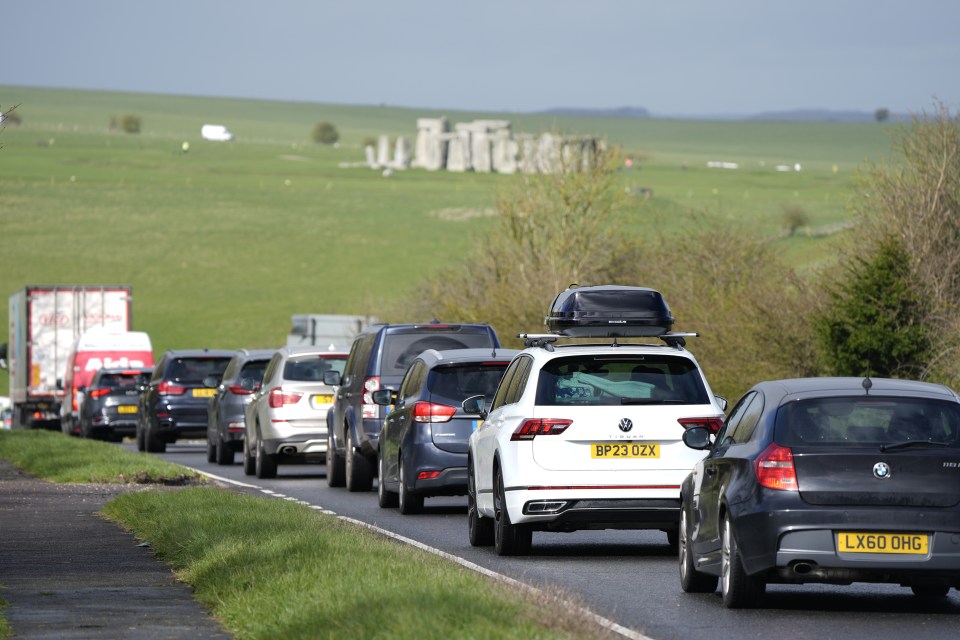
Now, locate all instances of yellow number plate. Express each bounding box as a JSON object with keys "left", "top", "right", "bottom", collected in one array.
[
  {"left": 192, "top": 388, "right": 216, "bottom": 398},
  {"left": 837, "top": 532, "right": 929, "bottom": 555},
  {"left": 117, "top": 405, "right": 138, "bottom": 414},
  {"left": 591, "top": 442, "right": 660, "bottom": 459},
  {"left": 313, "top": 394, "right": 334, "bottom": 405}
]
